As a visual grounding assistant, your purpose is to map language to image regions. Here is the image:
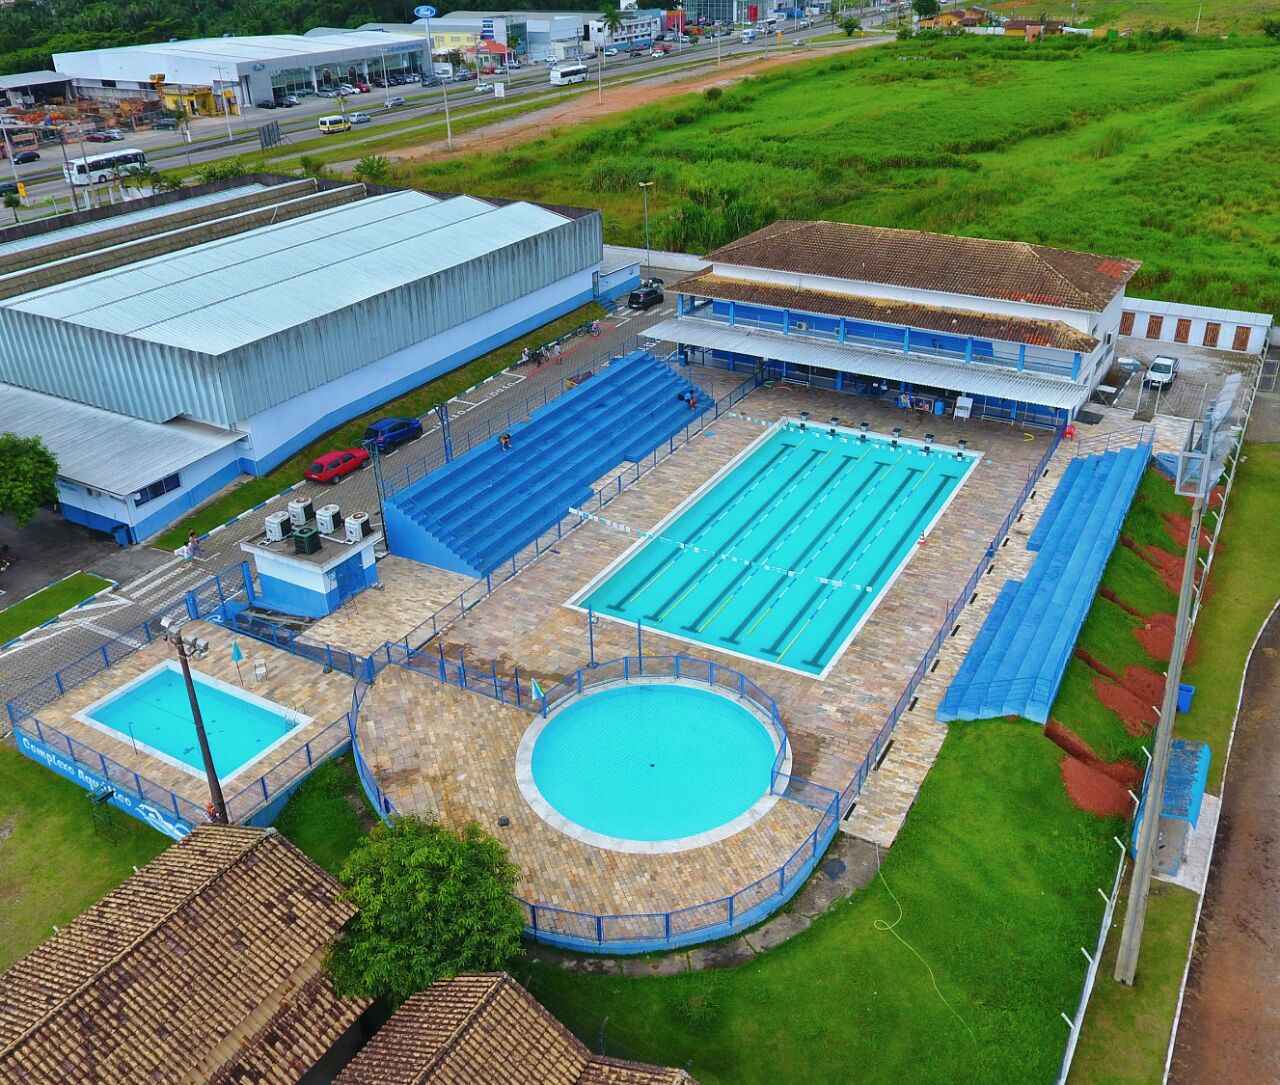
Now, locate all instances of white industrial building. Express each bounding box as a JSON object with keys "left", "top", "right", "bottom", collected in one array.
[
  {"left": 51, "top": 30, "right": 430, "bottom": 110},
  {"left": 0, "top": 176, "right": 639, "bottom": 544}
]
